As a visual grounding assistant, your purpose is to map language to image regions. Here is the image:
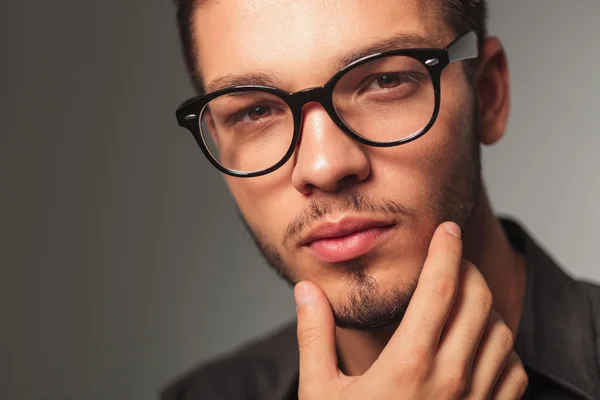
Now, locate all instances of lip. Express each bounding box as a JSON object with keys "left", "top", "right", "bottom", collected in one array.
[{"left": 301, "top": 217, "right": 396, "bottom": 263}]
